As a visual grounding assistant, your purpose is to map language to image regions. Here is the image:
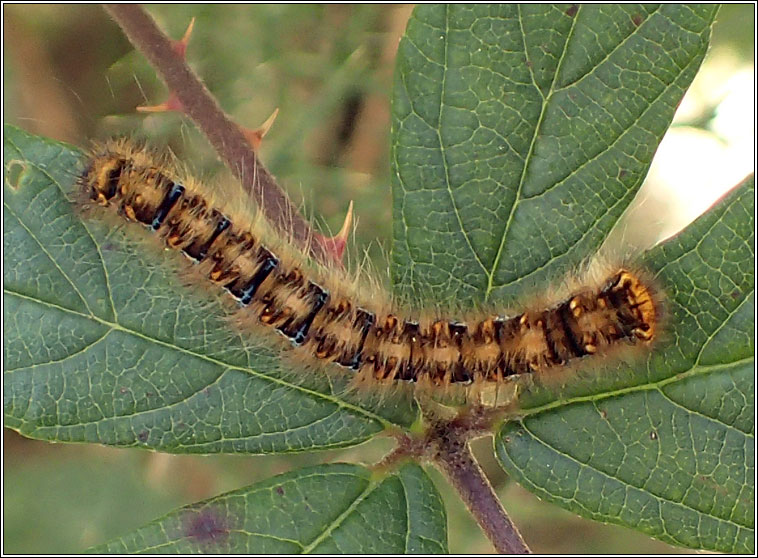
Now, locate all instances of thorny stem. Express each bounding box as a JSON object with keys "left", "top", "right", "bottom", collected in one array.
[
  {"left": 104, "top": 4, "right": 331, "bottom": 264},
  {"left": 105, "top": 5, "right": 529, "bottom": 553}
]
